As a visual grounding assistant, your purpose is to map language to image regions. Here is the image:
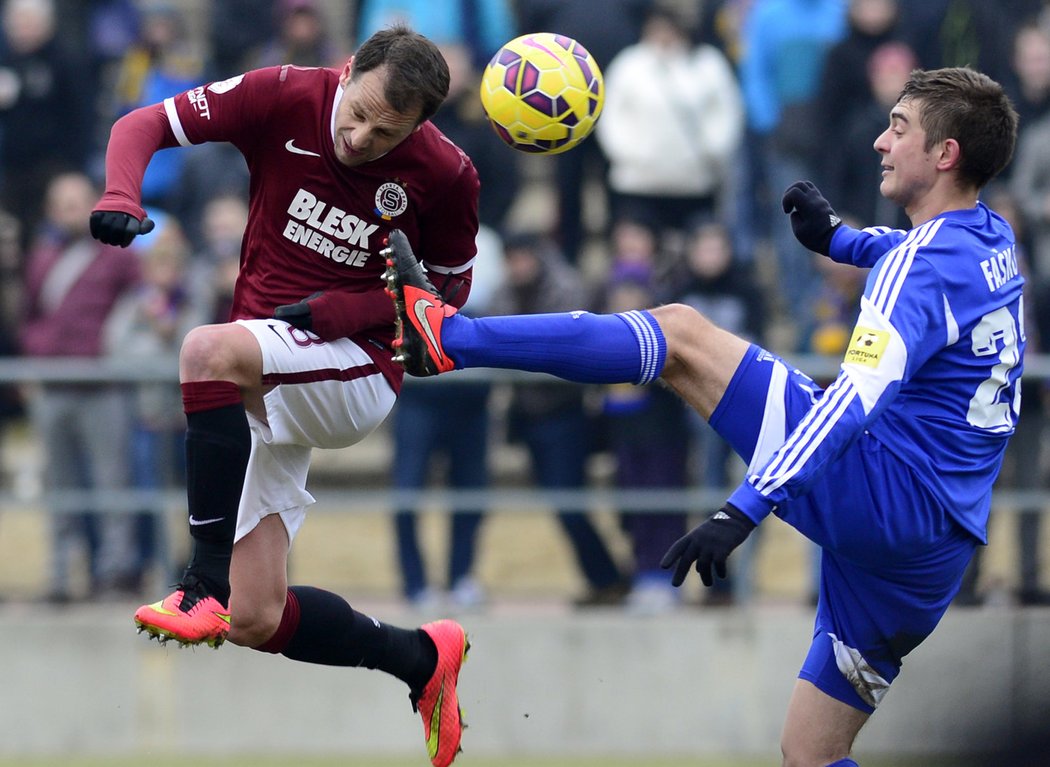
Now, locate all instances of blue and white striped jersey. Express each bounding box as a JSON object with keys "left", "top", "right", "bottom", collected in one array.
[{"left": 728, "top": 202, "right": 1024, "bottom": 541}]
